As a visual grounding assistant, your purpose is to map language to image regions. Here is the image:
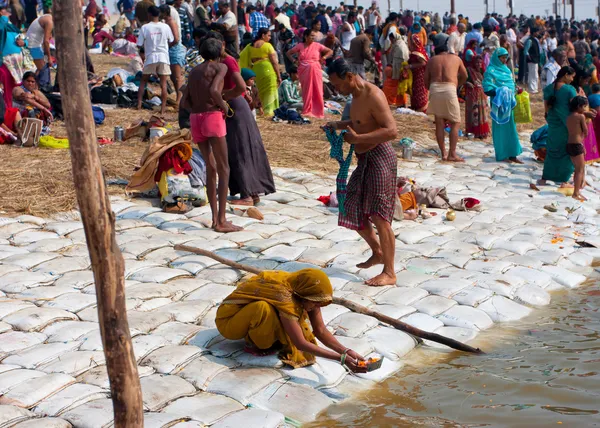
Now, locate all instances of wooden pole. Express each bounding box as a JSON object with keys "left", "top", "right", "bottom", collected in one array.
[
  {"left": 231, "top": 0, "right": 239, "bottom": 52},
  {"left": 450, "top": 0, "right": 455, "bottom": 15},
  {"left": 174, "top": 245, "right": 484, "bottom": 354},
  {"left": 387, "top": 0, "right": 391, "bottom": 15},
  {"left": 53, "top": 1, "right": 143, "bottom": 427},
  {"left": 571, "top": 0, "right": 575, "bottom": 20}
]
